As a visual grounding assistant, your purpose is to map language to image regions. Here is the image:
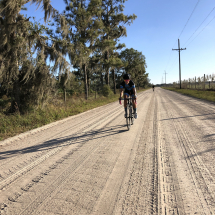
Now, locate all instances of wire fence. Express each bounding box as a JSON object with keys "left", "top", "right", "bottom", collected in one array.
[{"left": 167, "top": 74, "right": 215, "bottom": 90}]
